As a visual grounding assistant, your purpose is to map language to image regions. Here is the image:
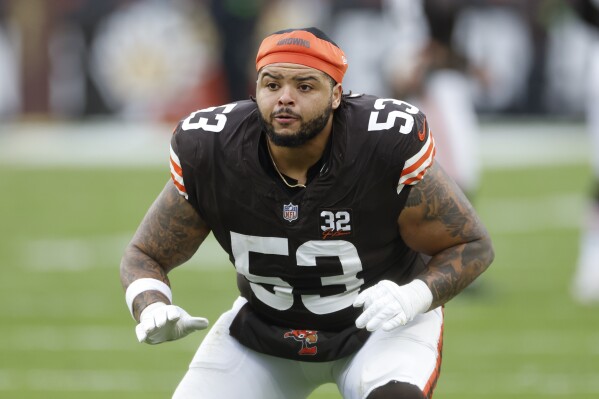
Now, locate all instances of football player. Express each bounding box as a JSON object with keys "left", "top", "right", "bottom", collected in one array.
[{"left": 120, "top": 27, "right": 494, "bottom": 399}]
